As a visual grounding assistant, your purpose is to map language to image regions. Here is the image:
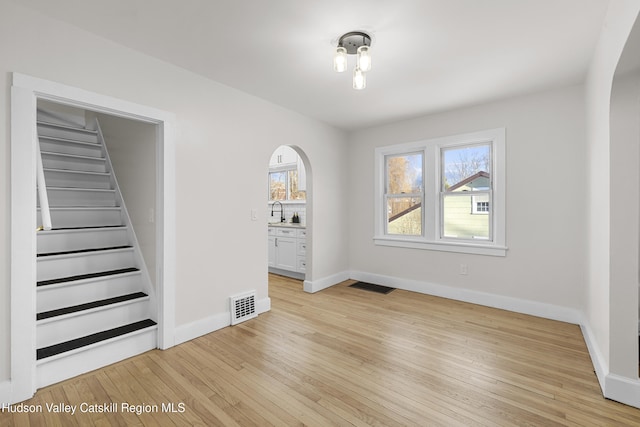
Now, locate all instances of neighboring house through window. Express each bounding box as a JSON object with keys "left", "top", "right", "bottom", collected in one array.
[{"left": 374, "top": 128, "right": 506, "bottom": 256}]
